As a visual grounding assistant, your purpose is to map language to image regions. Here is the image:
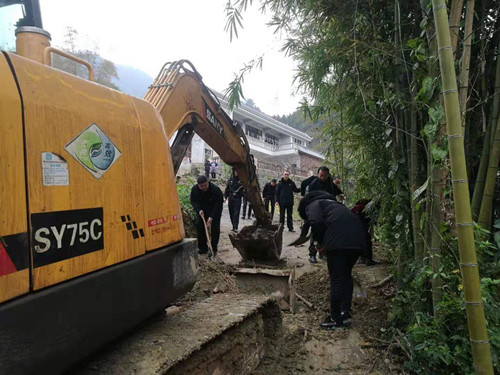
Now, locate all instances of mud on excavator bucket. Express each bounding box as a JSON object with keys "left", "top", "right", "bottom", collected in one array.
[{"left": 228, "top": 224, "right": 284, "bottom": 263}]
